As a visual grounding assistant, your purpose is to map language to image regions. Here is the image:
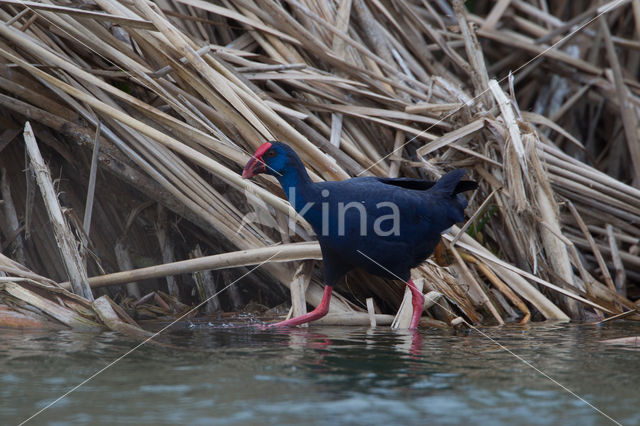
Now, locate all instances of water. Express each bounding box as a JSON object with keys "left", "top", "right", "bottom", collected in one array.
[{"left": 1, "top": 321, "right": 639, "bottom": 425}]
